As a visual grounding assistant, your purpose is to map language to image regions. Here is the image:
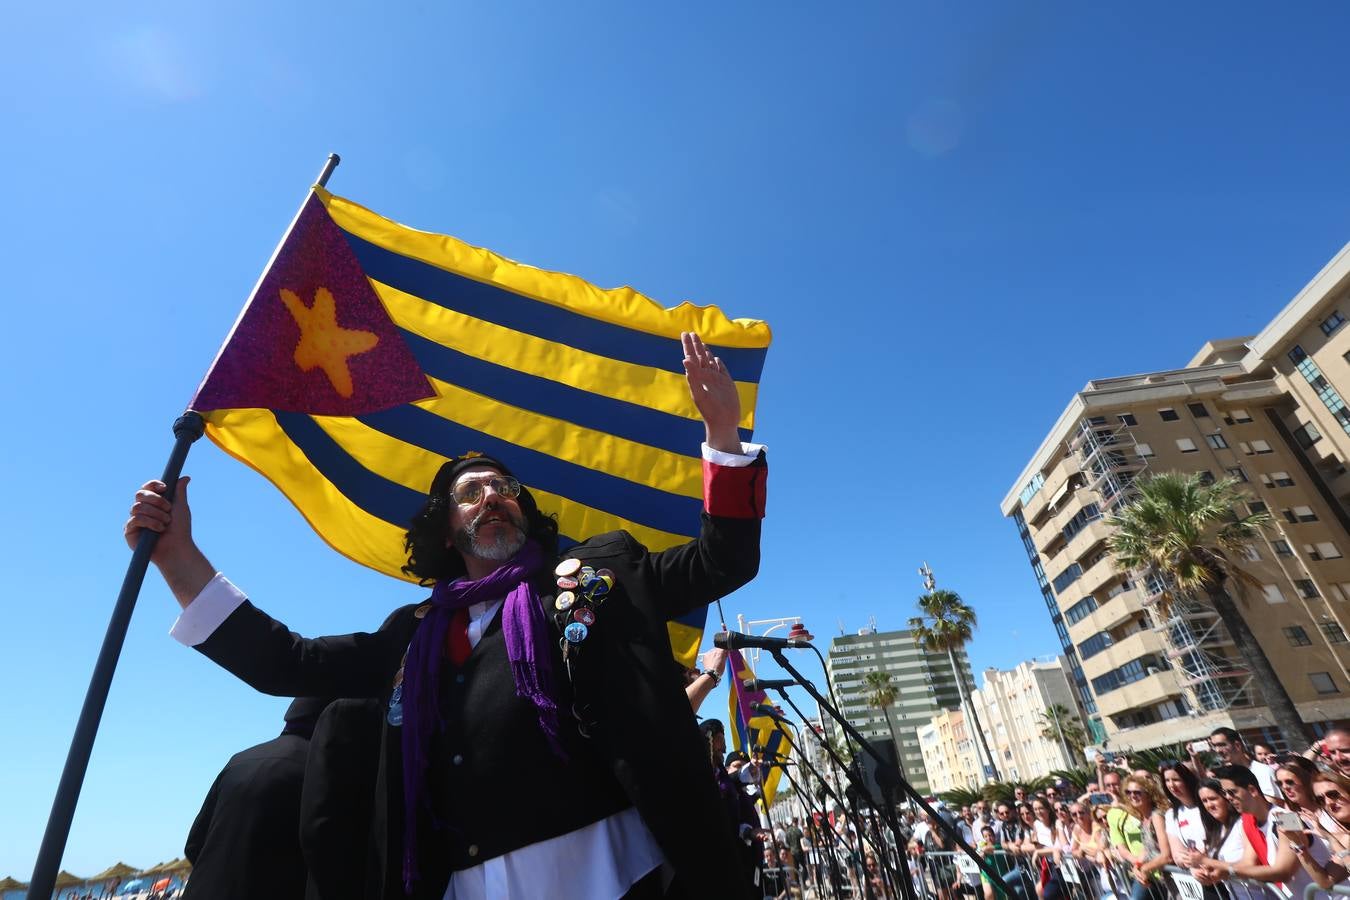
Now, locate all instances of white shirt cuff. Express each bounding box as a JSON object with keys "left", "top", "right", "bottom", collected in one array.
[
  {"left": 701, "top": 442, "right": 766, "bottom": 467},
  {"left": 169, "top": 573, "right": 247, "bottom": 647}
]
